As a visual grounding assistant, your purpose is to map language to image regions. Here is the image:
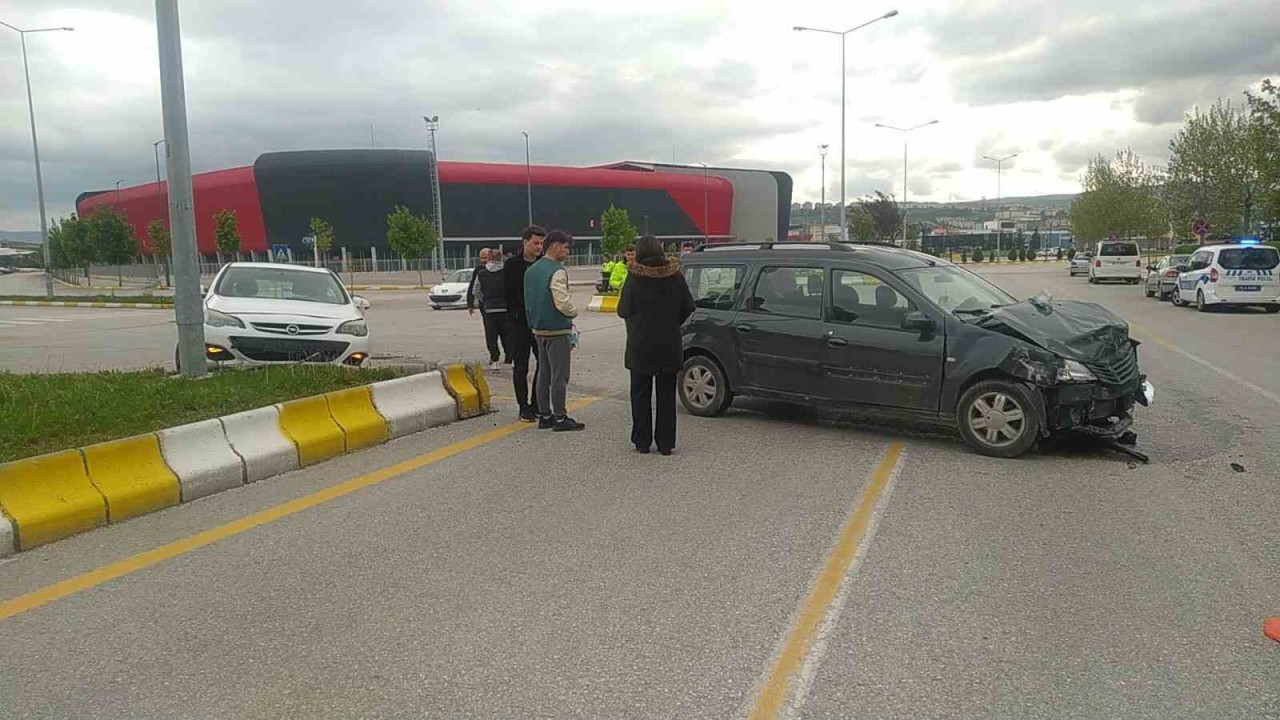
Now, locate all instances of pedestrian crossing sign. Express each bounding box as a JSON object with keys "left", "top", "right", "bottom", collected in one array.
[{"left": 272, "top": 244, "right": 289, "bottom": 262}]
